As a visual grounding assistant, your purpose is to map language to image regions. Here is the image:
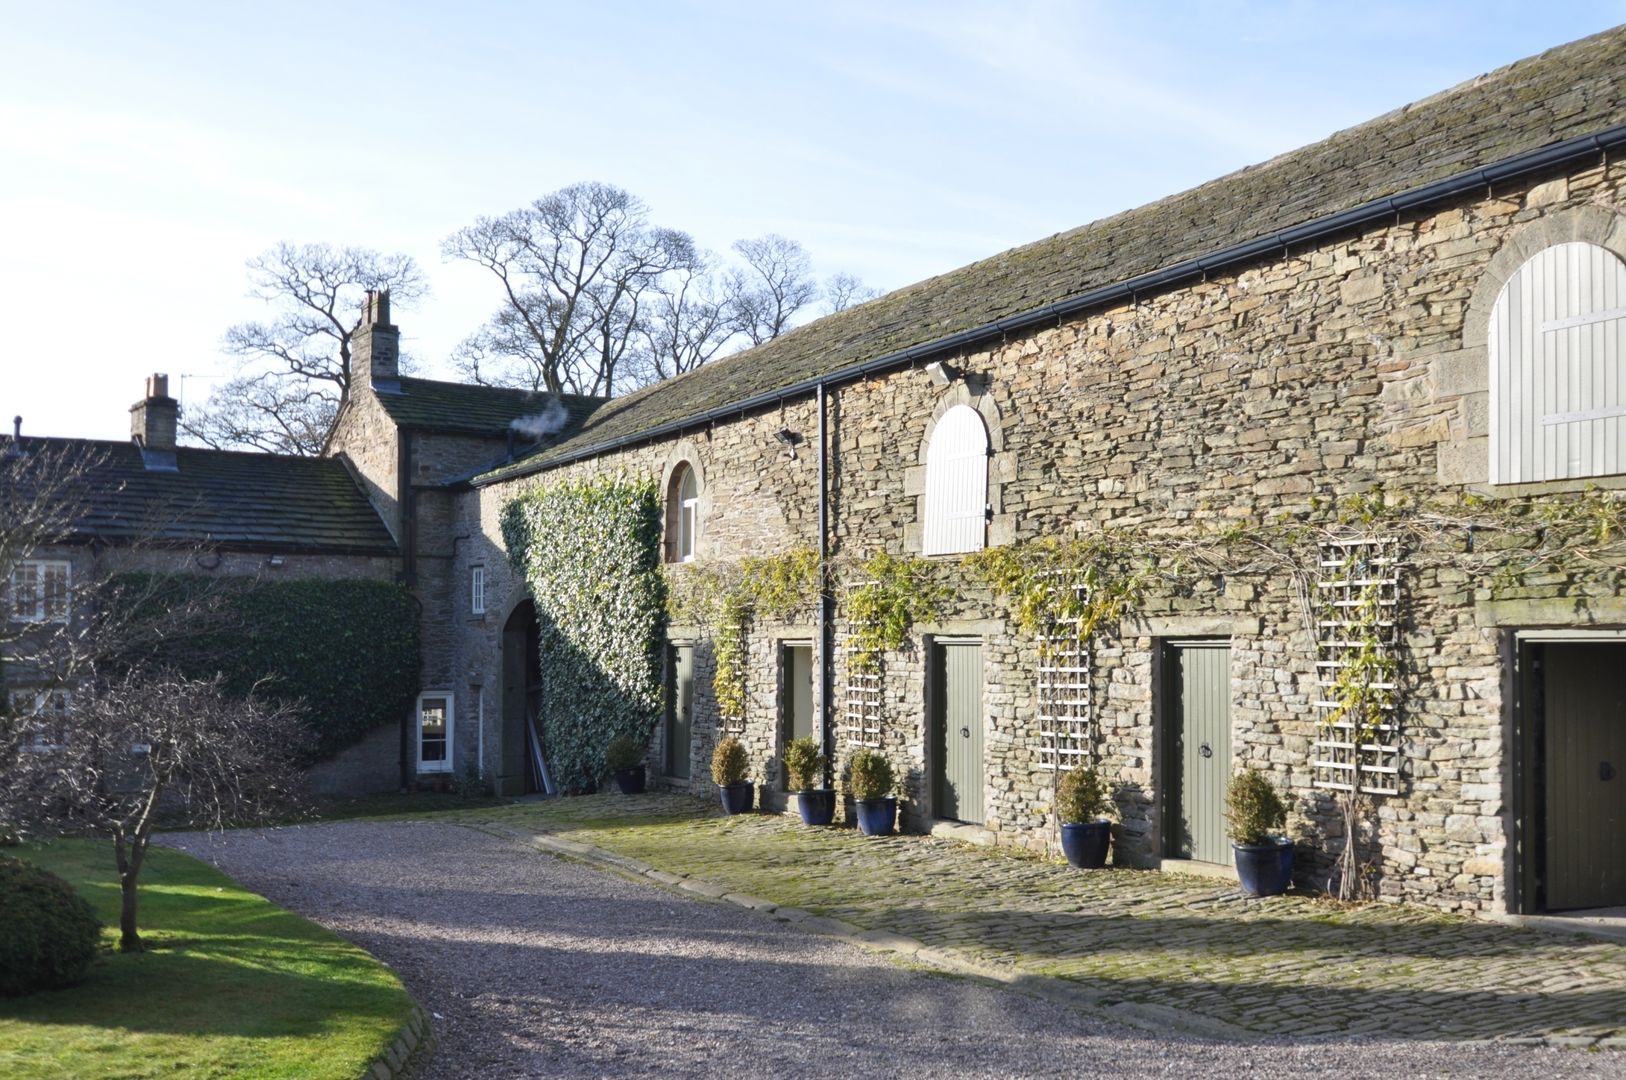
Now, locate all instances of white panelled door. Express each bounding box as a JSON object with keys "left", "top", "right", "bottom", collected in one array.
[{"left": 1490, "top": 242, "right": 1626, "bottom": 484}]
